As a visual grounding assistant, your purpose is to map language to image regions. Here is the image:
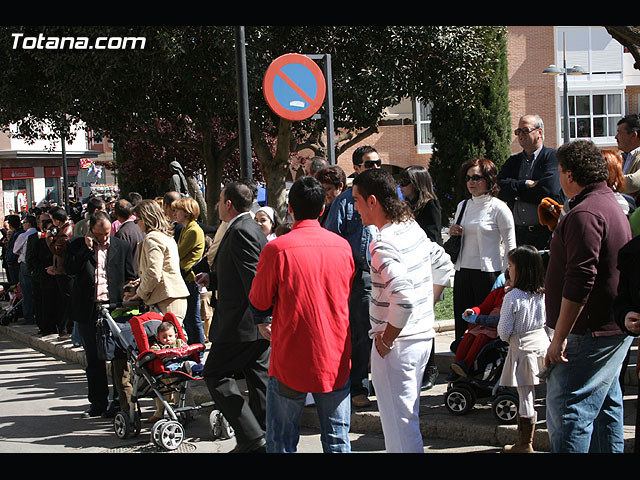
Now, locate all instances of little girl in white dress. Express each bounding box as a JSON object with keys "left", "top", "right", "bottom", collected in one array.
[{"left": 498, "top": 245, "right": 550, "bottom": 453}]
